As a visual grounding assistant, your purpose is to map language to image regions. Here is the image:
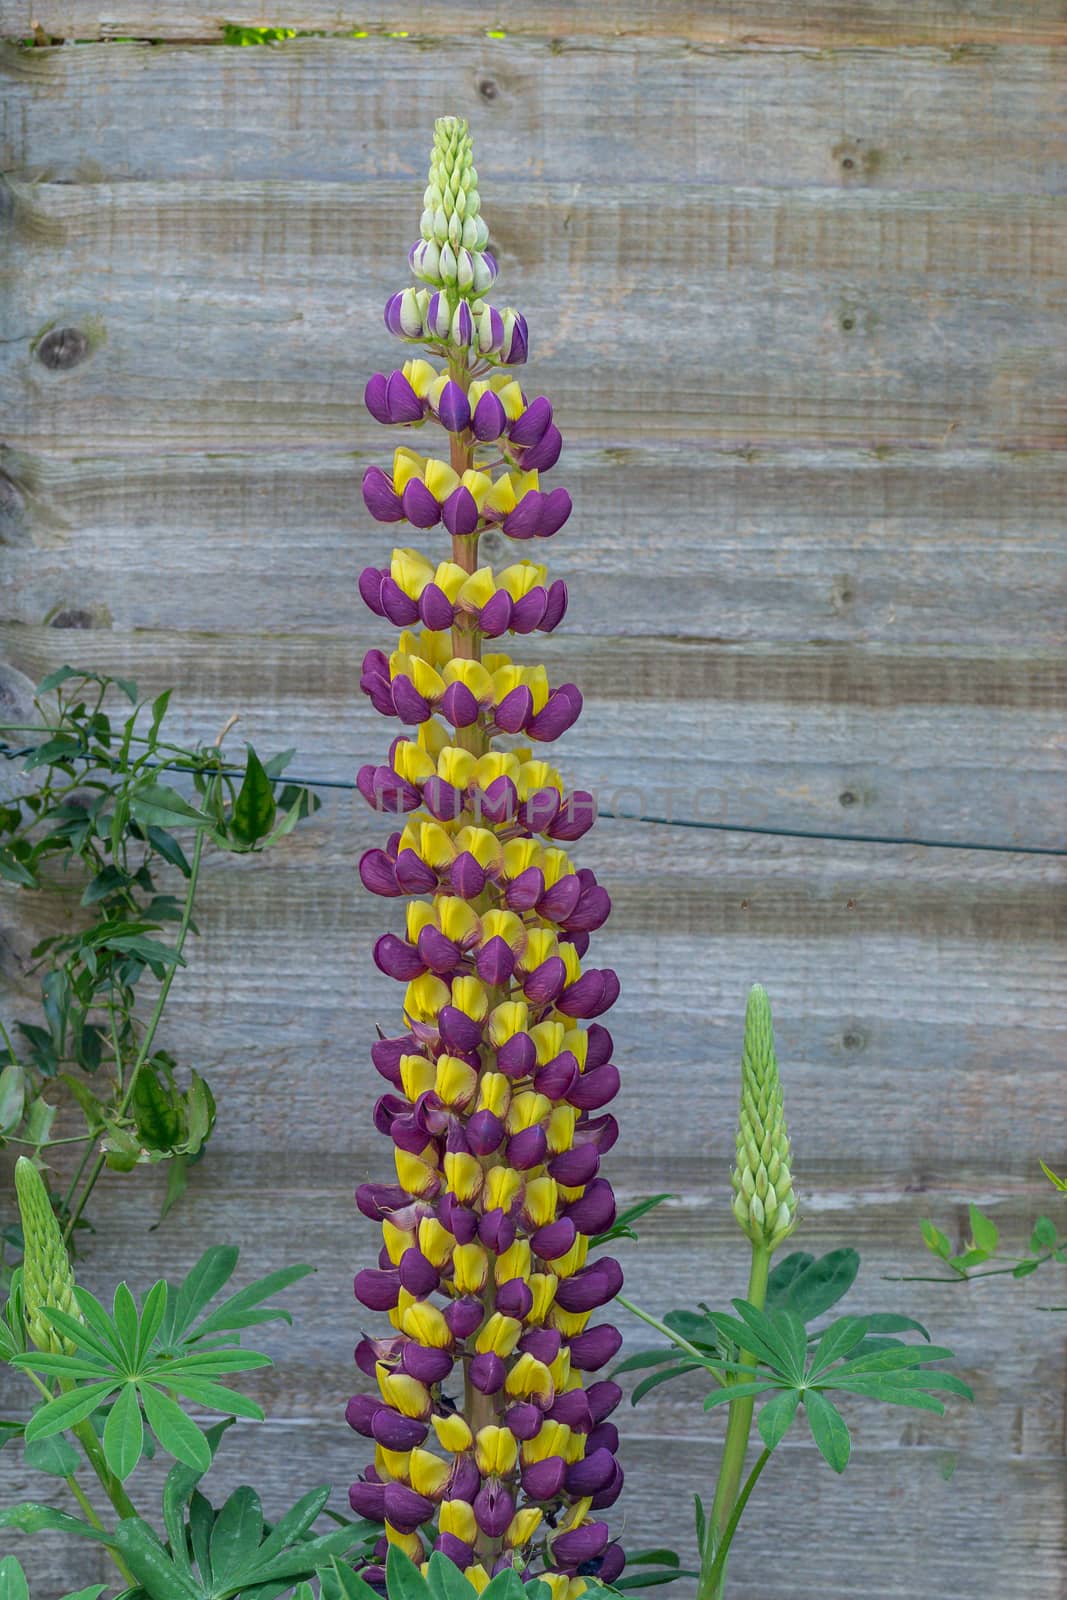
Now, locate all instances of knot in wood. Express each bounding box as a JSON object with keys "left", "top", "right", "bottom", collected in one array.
[
  {"left": 37, "top": 327, "right": 90, "bottom": 371},
  {"left": 477, "top": 77, "right": 498, "bottom": 102}
]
